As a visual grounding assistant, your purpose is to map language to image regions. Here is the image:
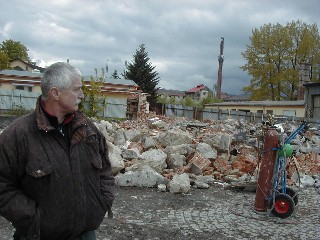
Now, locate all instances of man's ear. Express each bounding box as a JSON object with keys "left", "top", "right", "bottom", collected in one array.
[{"left": 50, "top": 87, "right": 60, "bottom": 100}]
